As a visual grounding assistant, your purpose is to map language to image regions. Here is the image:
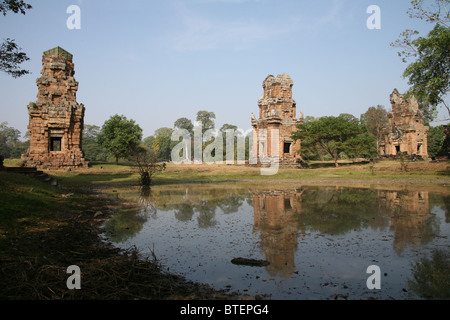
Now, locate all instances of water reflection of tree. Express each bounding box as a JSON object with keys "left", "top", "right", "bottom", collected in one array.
[
  {"left": 196, "top": 200, "right": 217, "bottom": 228},
  {"left": 139, "top": 186, "right": 157, "bottom": 217},
  {"left": 104, "top": 186, "right": 158, "bottom": 243},
  {"left": 218, "top": 196, "right": 244, "bottom": 214},
  {"left": 125, "top": 186, "right": 249, "bottom": 229},
  {"left": 251, "top": 187, "right": 443, "bottom": 279},
  {"left": 295, "top": 187, "right": 438, "bottom": 253},
  {"left": 296, "top": 187, "right": 386, "bottom": 235},
  {"left": 408, "top": 249, "right": 450, "bottom": 299},
  {"left": 173, "top": 203, "right": 195, "bottom": 222},
  {"left": 104, "top": 208, "right": 147, "bottom": 243}
]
